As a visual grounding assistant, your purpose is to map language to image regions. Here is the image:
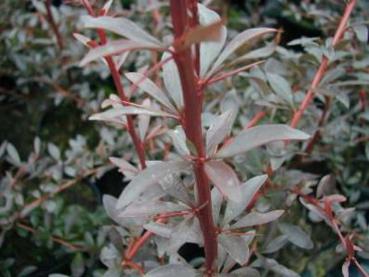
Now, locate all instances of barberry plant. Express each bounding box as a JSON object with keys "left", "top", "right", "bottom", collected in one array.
[
  {"left": 3, "top": 0, "right": 369, "bottom": 276},
  {"left": 74, "top": 0, "right": 369, "bottom": 276}
]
